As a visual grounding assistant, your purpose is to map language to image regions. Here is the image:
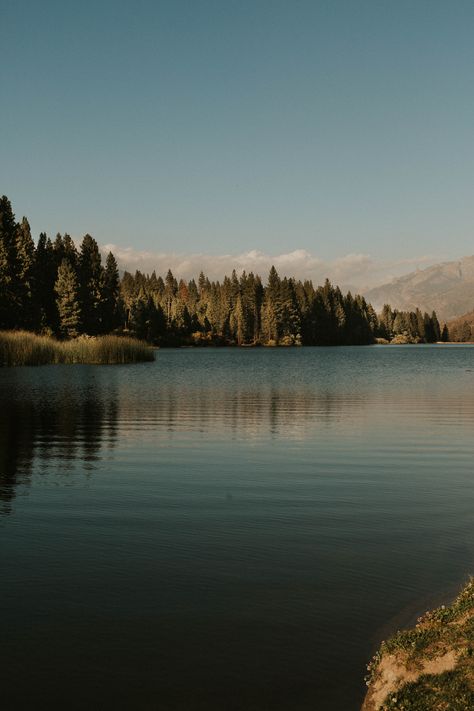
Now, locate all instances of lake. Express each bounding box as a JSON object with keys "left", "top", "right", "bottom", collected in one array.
[{"left": 2, "top": 345, "right": 474, "bottom": 710}]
